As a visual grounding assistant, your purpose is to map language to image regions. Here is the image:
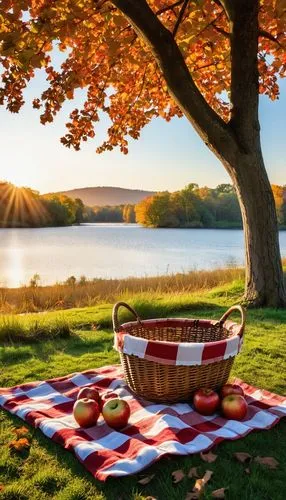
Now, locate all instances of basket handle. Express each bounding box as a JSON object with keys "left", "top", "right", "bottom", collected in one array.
[
  {"left": 218, "top": 305, "right": 246, "bottom": 333},
  {"left": 112, "top": 301, "right": 143, "bottom": 332}
]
